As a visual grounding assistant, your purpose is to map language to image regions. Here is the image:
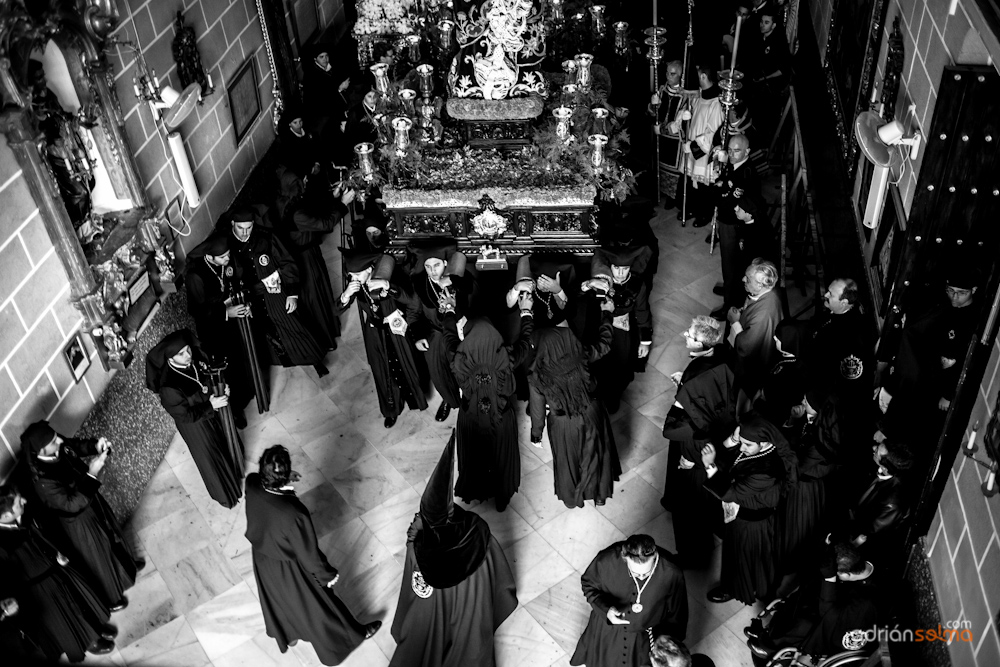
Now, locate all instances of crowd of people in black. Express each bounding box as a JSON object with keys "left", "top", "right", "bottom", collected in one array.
[{"left": 0, "top": 2, "right": 980, "bottom": 666}]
